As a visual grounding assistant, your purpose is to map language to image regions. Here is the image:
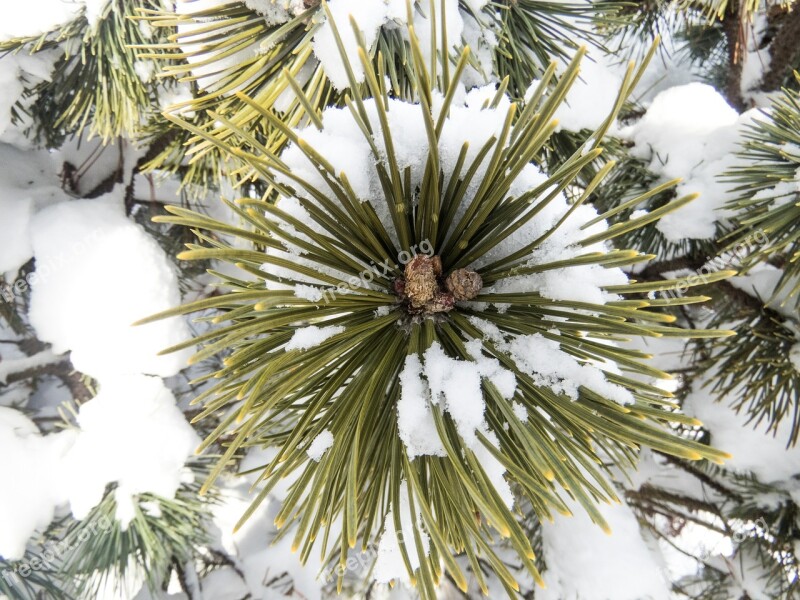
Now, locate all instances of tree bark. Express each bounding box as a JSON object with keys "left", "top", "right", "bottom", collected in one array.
[
  {"left": 723, "top": 3, "right": 748, "bottom": 112},
  {"left": 760, "top": 0, "right": 800, "bottom": 91}
]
